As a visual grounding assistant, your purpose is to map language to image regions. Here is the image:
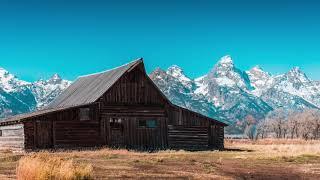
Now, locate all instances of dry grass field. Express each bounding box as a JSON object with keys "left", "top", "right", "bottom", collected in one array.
[{"left": 1, "top": 139, "right": 320, "bottom": 179}]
